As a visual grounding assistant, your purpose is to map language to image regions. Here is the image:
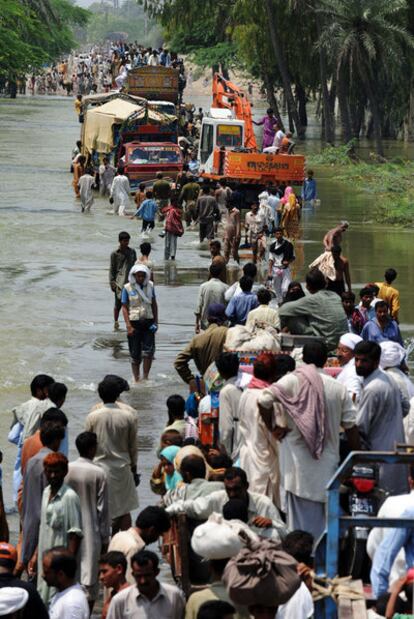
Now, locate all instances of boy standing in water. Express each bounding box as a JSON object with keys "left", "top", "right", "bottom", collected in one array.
[{"left": 302, "top": 169, "right": 317, "bottom": 207}]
